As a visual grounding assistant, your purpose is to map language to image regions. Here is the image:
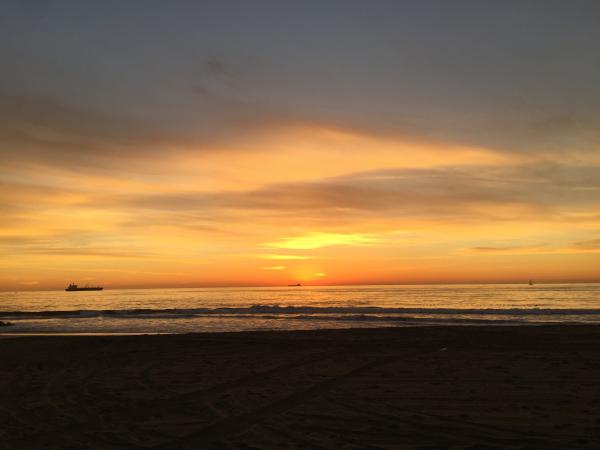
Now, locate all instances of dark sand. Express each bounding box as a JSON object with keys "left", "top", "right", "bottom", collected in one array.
[{"left": 1, "top": 326, "right": 599, "bottom": 449}]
